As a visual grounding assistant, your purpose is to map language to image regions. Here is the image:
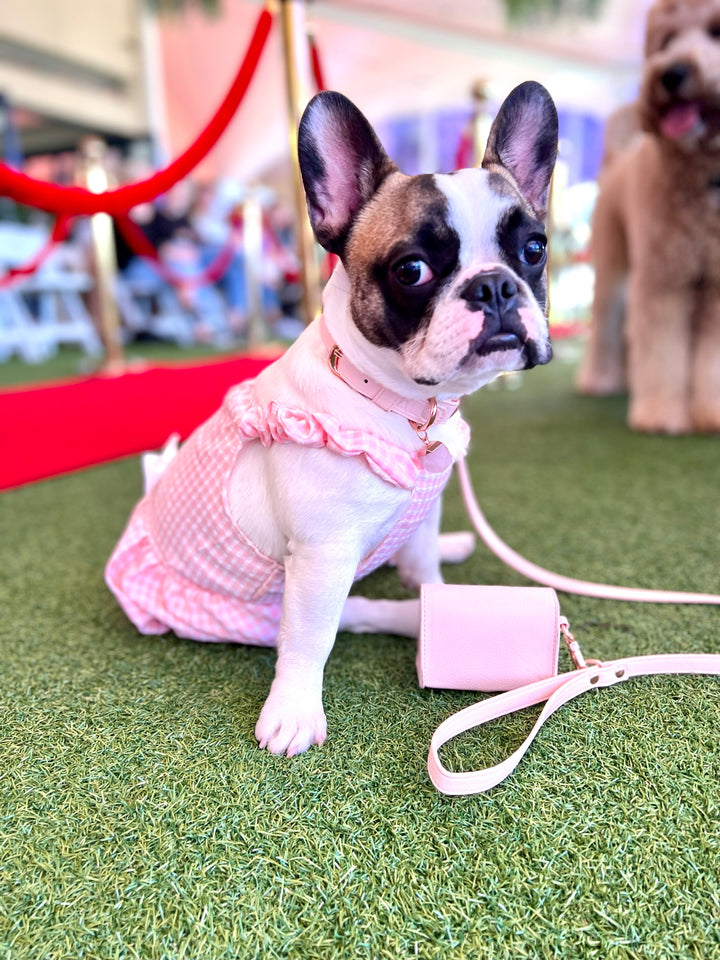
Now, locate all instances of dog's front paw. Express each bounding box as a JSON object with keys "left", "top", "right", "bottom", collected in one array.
[
  {"left": 255, "top": 690, "right": 327, "bottom": 757},
  {"left": 575, "top": 364, "right": 626, "bottom": 396},
  {"left": 396, "top": 561, "right": 443, "bottom": 591},
  {"left": 438, "top": 532, "right": 476, "bottom": 564},
  {"left": 628, "top": 398, "right": 692, "bottom": 434},
  {"left": 691, "top": 400, "right": 720, "bottom": 434}
]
